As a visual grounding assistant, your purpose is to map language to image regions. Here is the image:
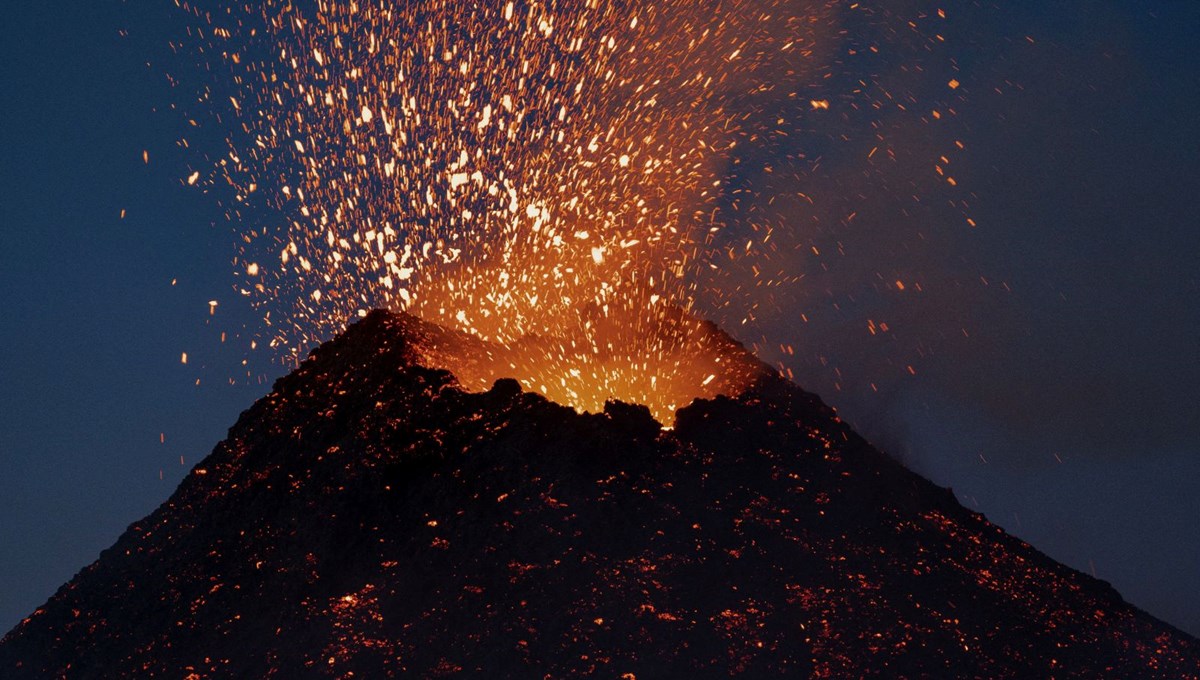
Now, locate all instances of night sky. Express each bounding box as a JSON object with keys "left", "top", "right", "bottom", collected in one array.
[{"left": 3, "top": 1, "right": 1198, "bottom": 639}]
